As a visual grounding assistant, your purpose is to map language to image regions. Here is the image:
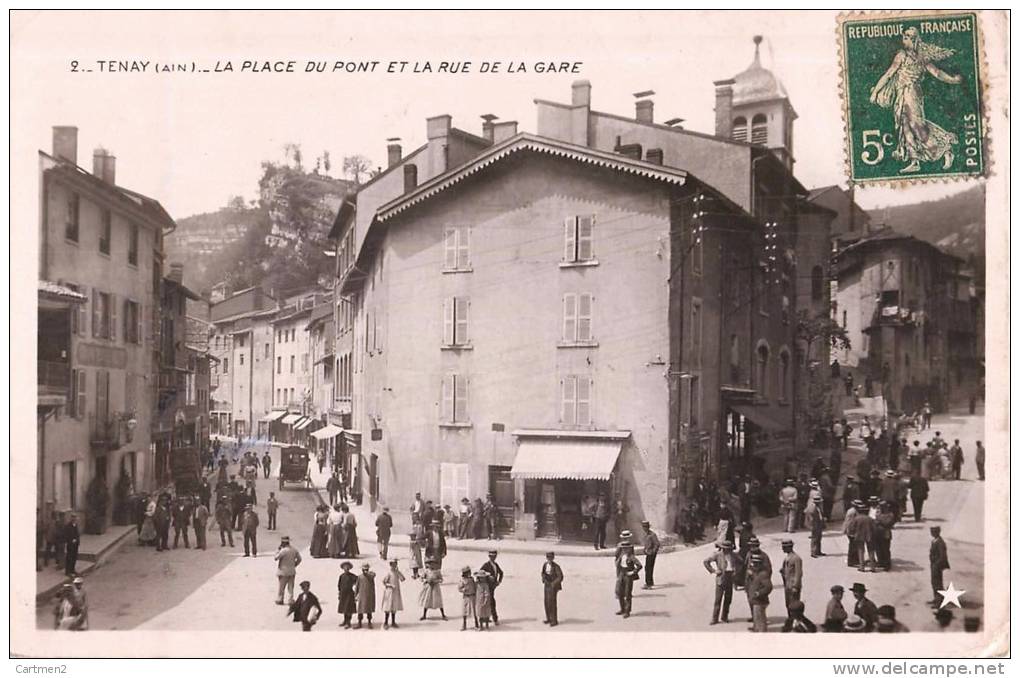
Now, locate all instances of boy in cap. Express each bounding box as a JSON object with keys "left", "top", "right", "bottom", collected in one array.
[
  {"left": 355, "top": 563, "right": 376, "bottom": 628},
  {"left": 703, "top": 540, "right": 738, "bottom": 624},
  {"left": 288, "top": 580, "right": 322, "bottom": 631},
  {"left": 823, "top": 585, "right": 847, "bottom": 632},
  {"left": 781, "top": 600, "right": 817, "bottom": 632},
  {"left": 641, "top": 520, "right": 660, "bottom": 589},
  {"left": 474, "top": 570, "right": 493, "bottom": 630},
  {"left": 541, "top": 552, "right": 563, "bottom": 626},
  {"left": 457, "top": 565, "right": 478, "bottom": 630}
]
